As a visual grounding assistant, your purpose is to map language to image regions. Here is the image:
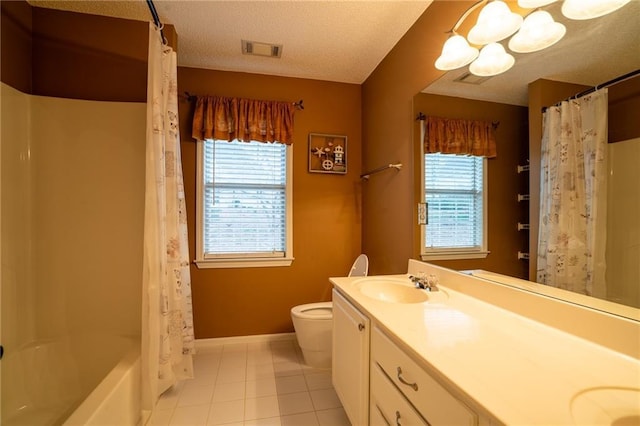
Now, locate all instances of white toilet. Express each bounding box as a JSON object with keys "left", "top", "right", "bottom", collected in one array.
[{"left": 291, "top": 254, "right": 368, "bottom": 368}]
